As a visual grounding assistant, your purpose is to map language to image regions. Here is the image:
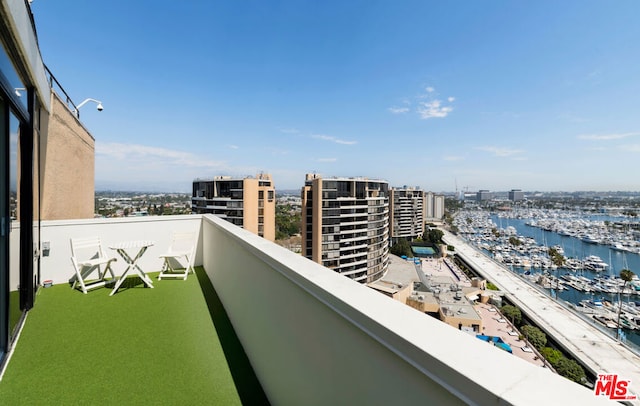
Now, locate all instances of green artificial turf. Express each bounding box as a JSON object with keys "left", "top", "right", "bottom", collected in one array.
[{"left": 0, "top": 267, "right": 265, "bottom": 405}]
